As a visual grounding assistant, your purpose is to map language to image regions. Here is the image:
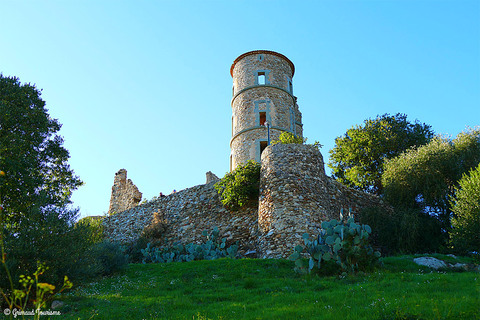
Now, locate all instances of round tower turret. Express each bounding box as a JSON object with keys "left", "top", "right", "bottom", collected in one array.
[{"left": 230, "top": 50, "right": 303, "bottom": 170}]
